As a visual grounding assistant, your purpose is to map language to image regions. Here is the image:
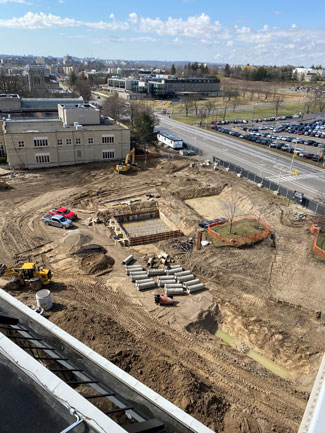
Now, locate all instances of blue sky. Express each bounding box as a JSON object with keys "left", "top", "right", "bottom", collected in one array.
[{"left": 0, "top": 0, "right": 325, "bottom": 65}]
